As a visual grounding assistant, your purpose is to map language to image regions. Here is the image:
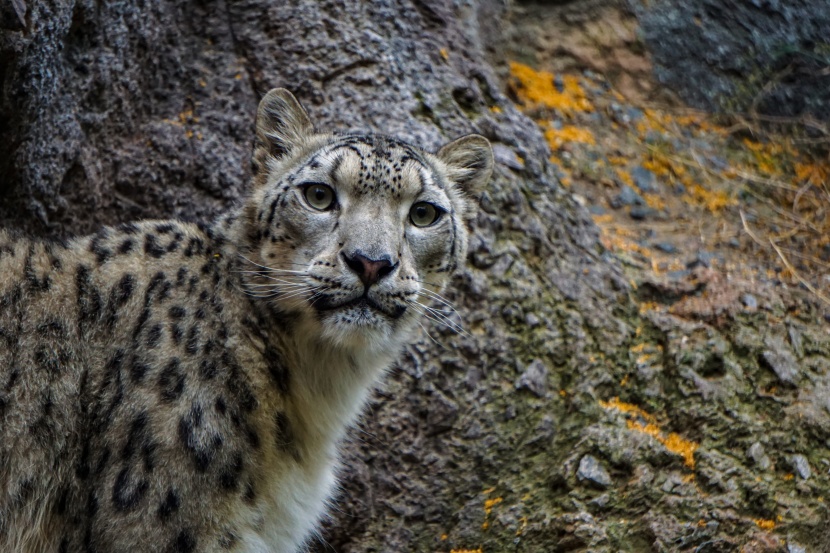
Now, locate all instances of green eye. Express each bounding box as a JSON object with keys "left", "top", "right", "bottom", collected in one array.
[
  {"left": 409, "top": 202, "right": 442, "bottom": 227},
  {"left": 303, "top": 183, "right": 336, "bottom": 211}
]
